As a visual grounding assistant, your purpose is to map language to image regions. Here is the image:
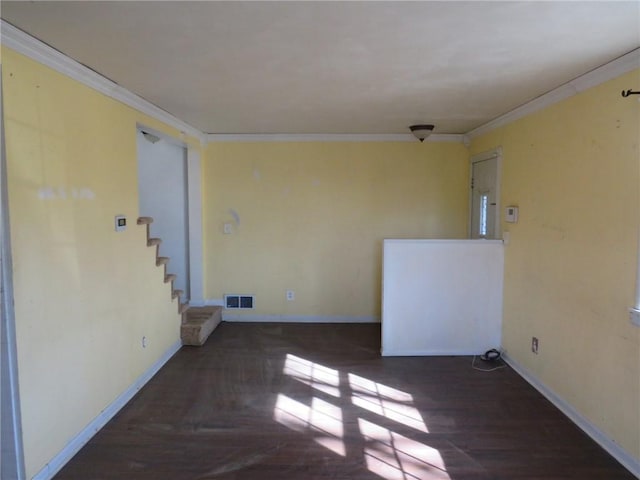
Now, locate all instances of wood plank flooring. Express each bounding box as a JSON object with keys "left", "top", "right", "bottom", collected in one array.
[{"left": 55, "top": 323, "right": 635, "bottom": 480}]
